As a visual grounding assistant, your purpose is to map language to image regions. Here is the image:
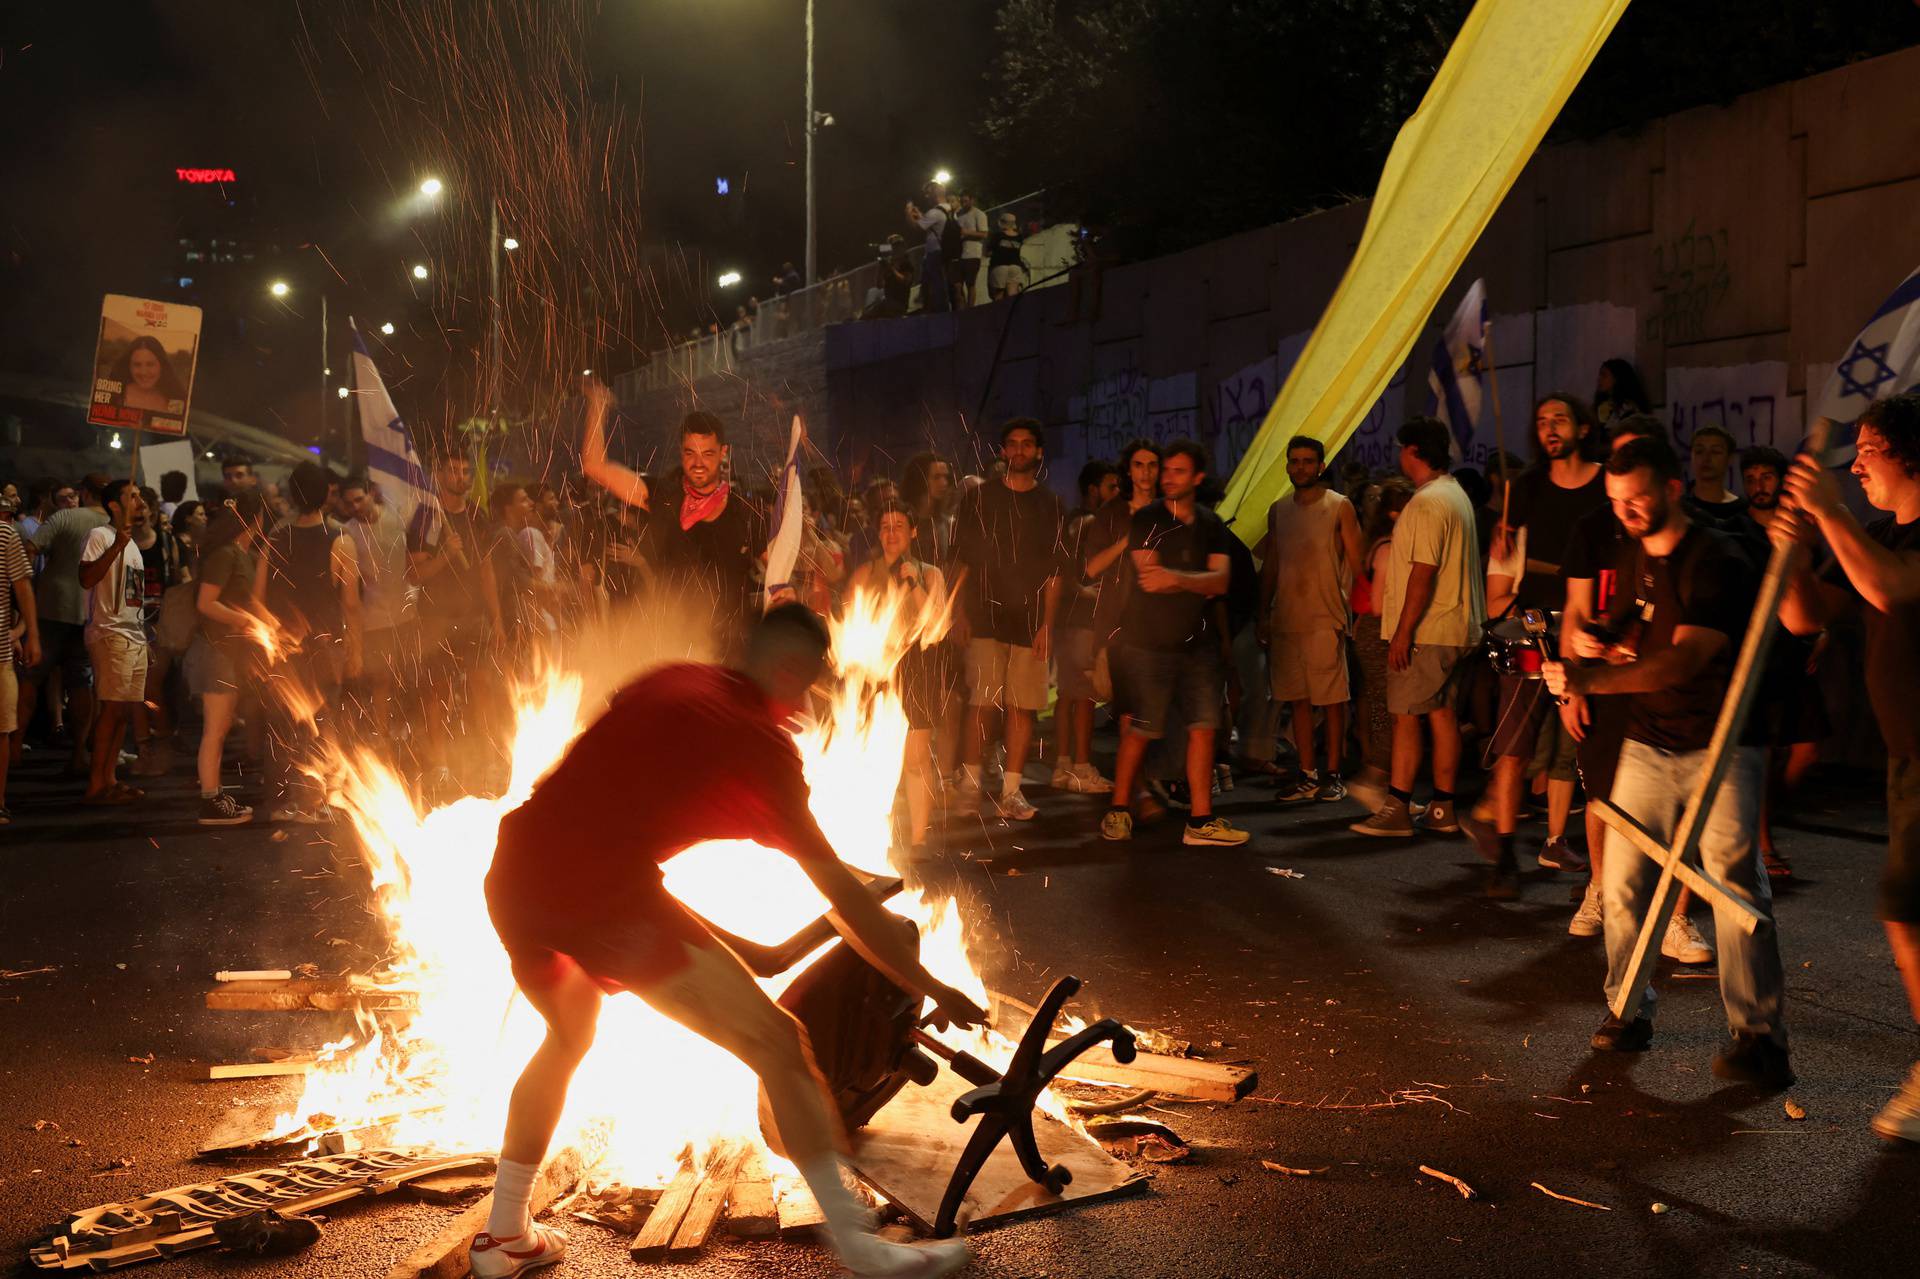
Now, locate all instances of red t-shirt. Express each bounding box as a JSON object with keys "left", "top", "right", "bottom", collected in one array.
[{"left": 487, "top": 663, "right": 829, "bottom": 935}]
